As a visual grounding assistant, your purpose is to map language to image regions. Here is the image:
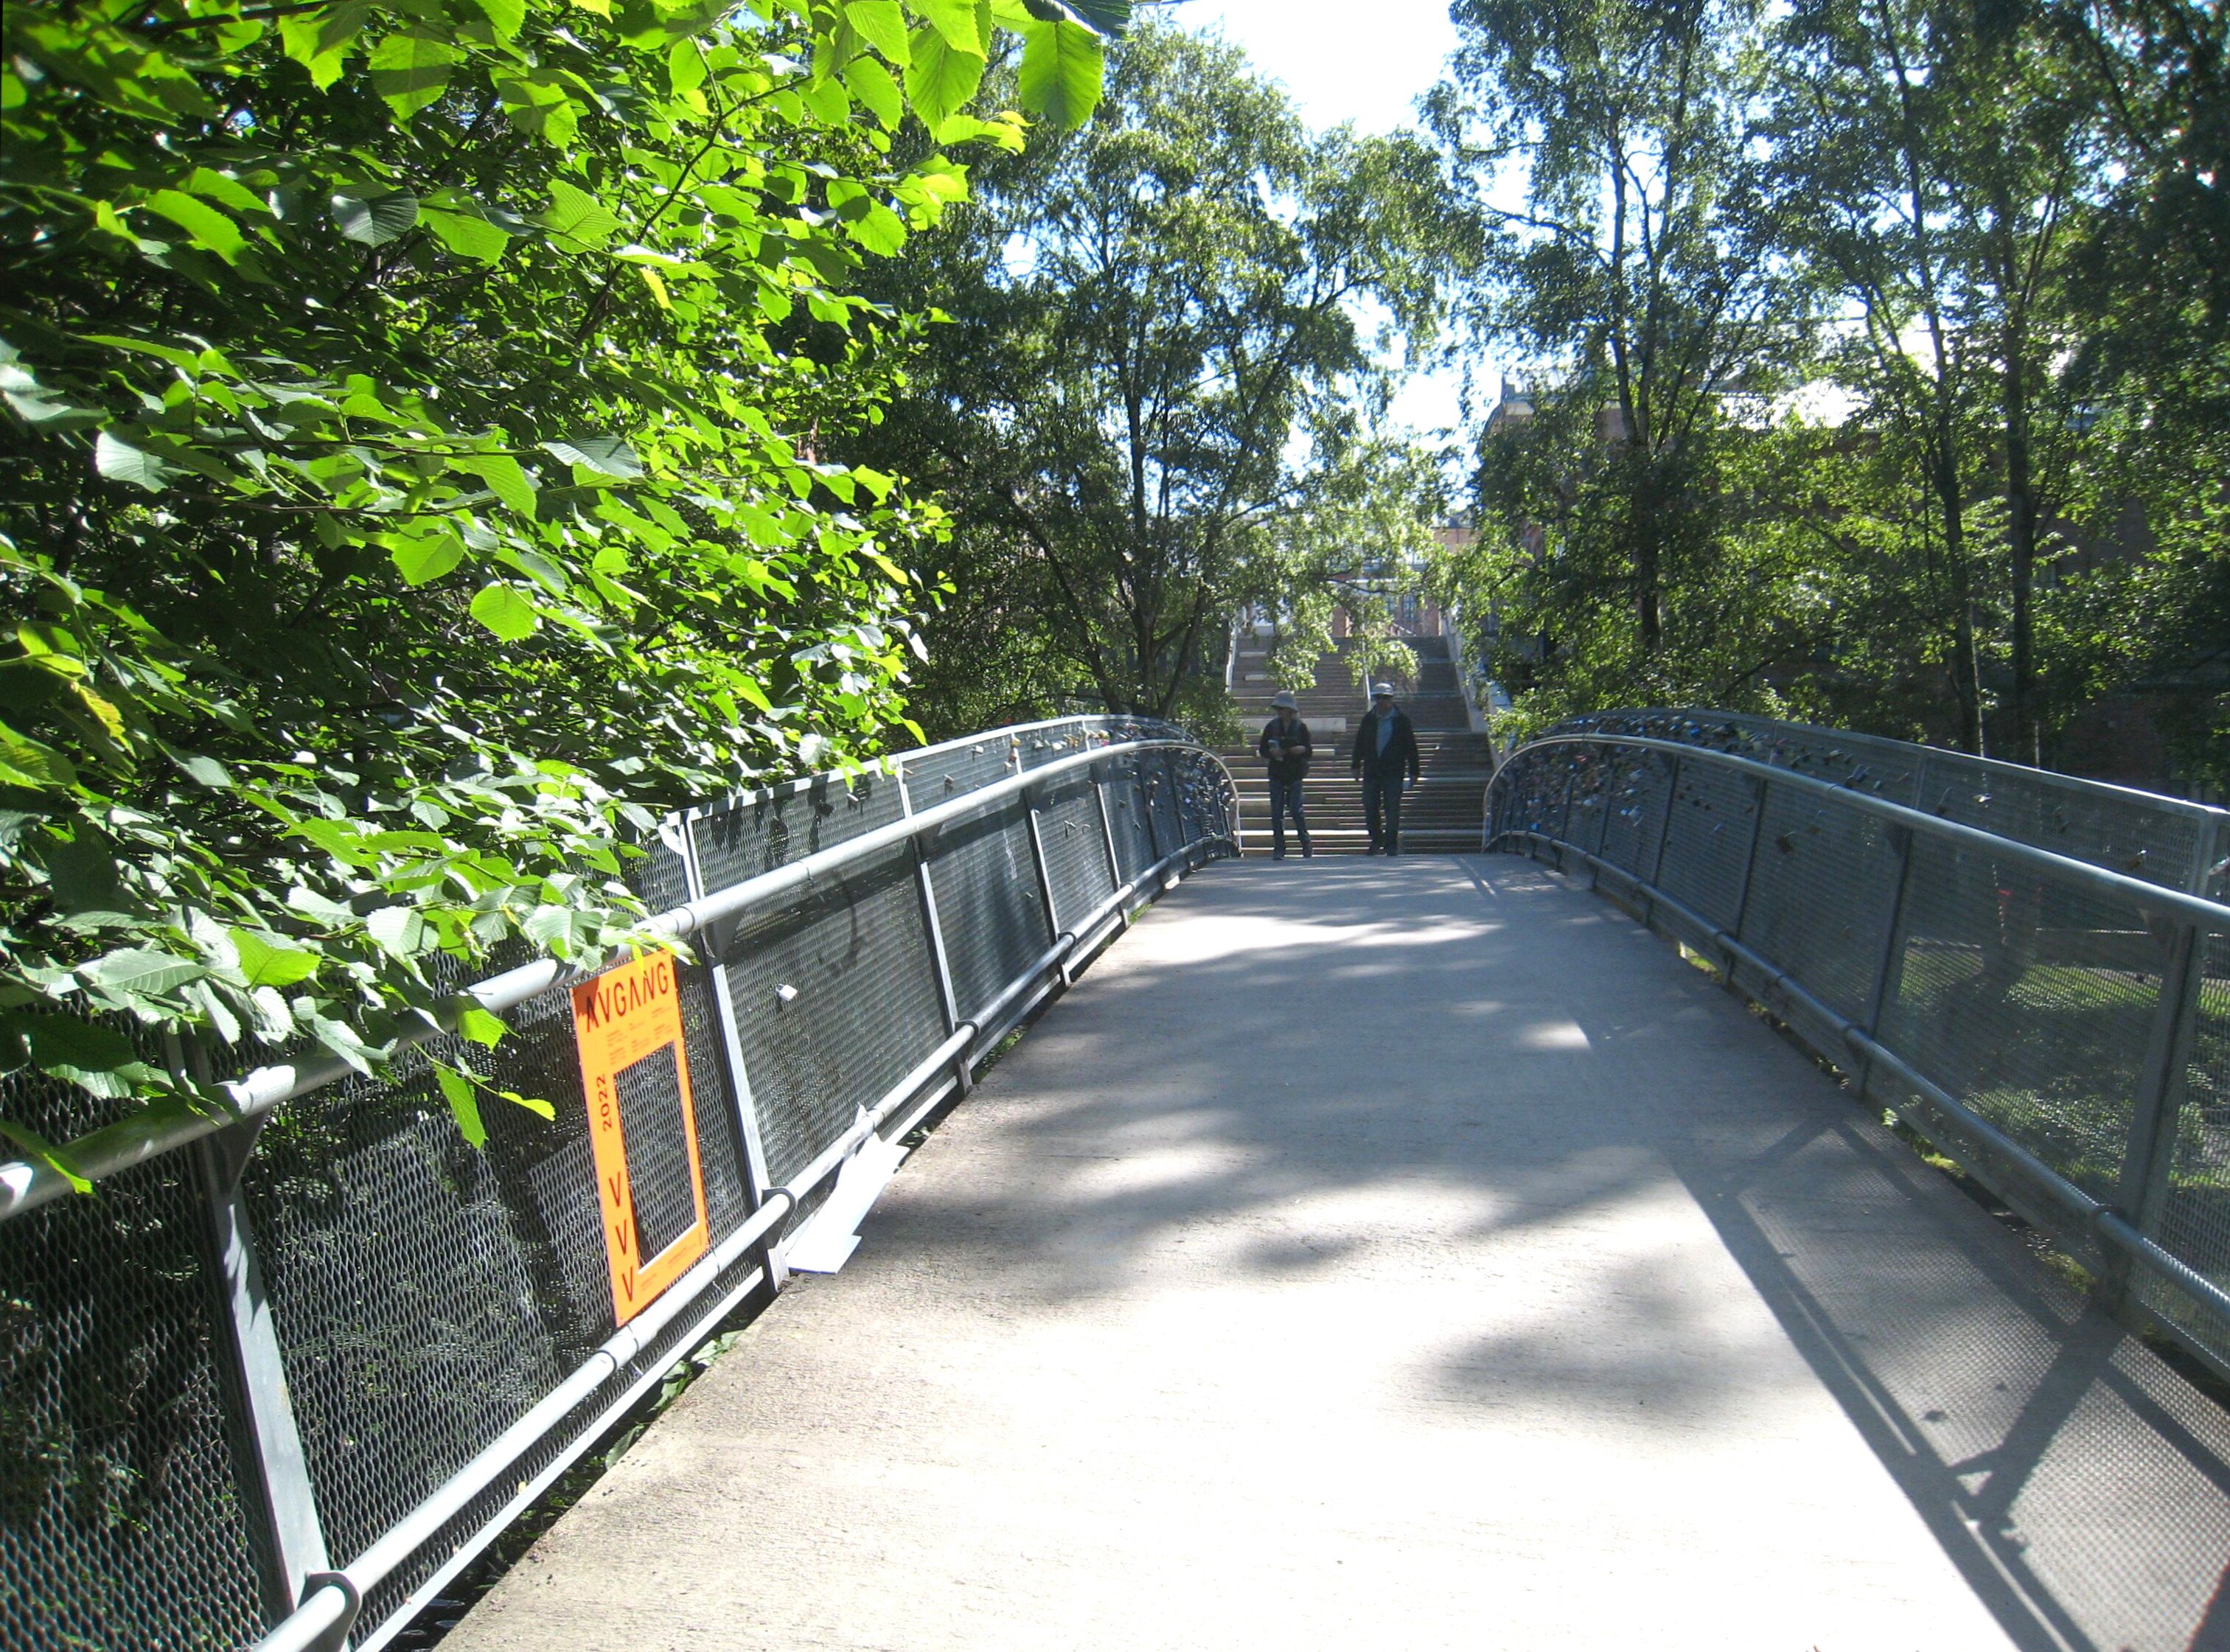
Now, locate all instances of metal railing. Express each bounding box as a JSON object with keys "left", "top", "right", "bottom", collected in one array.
[
  {"left": 0, "top": 717, "right": 1237, "bottom": 1652},
  {"left": 1550, "top": 707, "right": 2226, "bottom": 899},
  {"left": 1488, "top": 731, "right": 2230, "bottom": 1390}
]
